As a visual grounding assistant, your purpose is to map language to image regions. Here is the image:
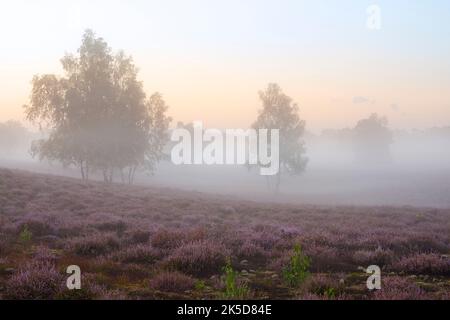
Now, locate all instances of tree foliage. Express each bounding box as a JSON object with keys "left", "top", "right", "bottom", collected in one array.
[
  {"left": 252, "top": 83, "right": 308, "bottom": 192},
  {"left": 24, "top": 30, "right": 171, "bottom": 183},
  {"left": 353, "top": 113, "right": 393, "bottom": 164}
]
